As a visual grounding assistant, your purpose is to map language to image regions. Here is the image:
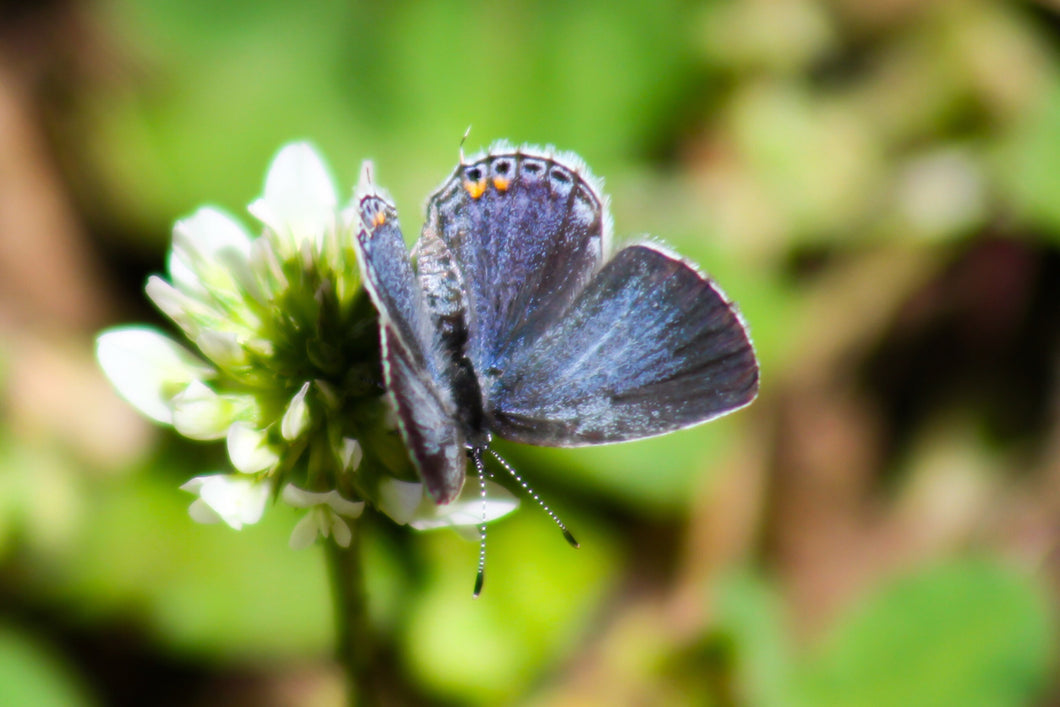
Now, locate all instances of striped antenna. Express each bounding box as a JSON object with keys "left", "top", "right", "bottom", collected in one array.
[
  {"left": 472, "top": 449, "right": 488, "bottom": 598},
  {"left": 489, "top": 449, "right": 579, "bottom": 548},
  {"left": 459, "top": 126, "right": 472, "bottom": 165}
]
